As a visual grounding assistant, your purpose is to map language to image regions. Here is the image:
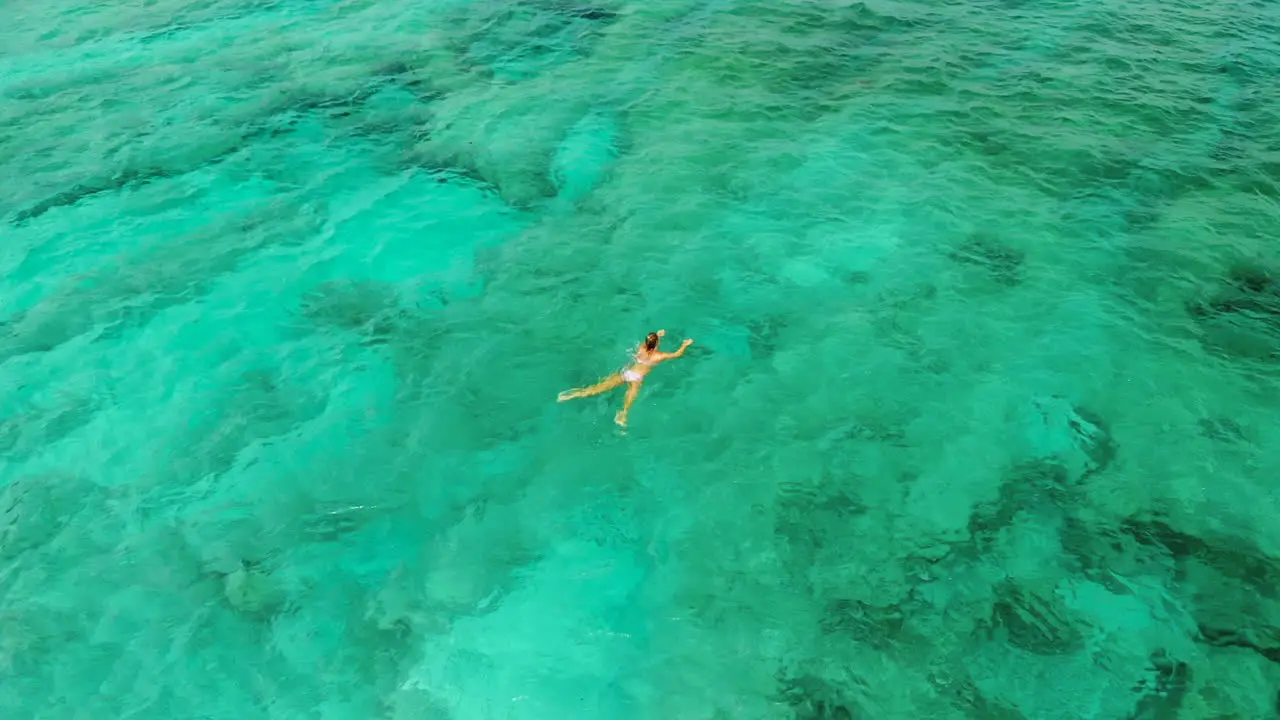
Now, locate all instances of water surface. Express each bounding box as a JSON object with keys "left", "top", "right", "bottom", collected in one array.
[{"left": 3, "top": 0, "right": 1280, "bottom": 717}]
